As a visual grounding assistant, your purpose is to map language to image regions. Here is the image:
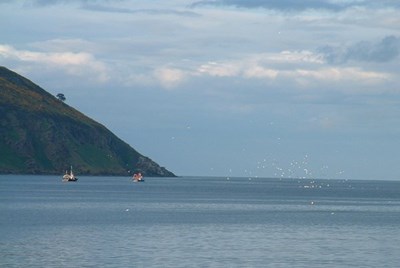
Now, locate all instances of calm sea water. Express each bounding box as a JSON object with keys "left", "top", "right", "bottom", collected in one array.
[{"left": 1, "top": 175, "right": 400, "bottom": 268}]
